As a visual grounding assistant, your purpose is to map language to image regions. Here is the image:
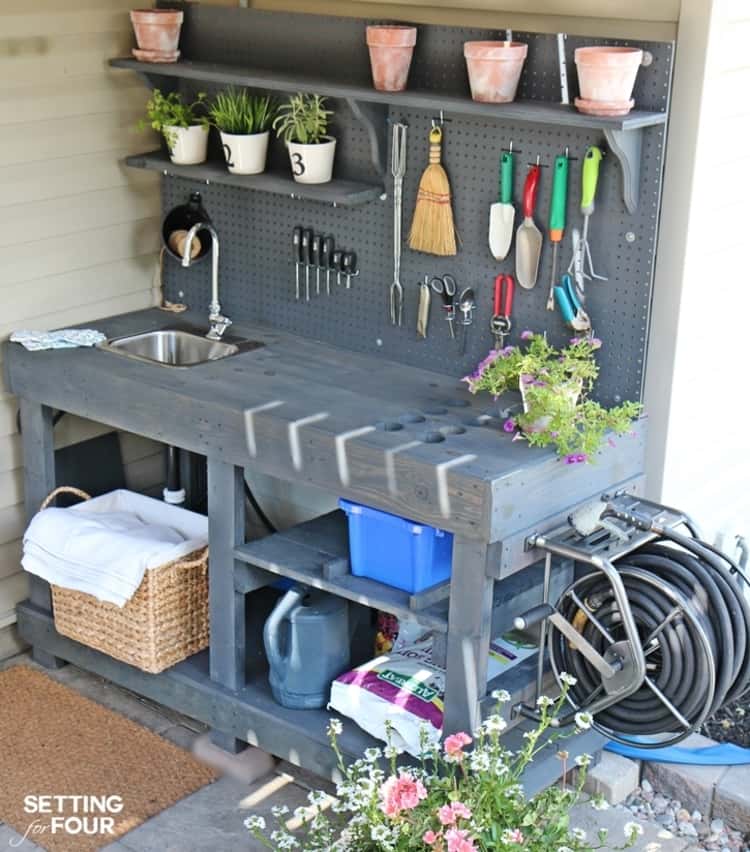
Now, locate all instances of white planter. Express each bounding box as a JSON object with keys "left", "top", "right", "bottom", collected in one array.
[
  {"left": 164, "top": 124, "right": 208, "bottom": 165},
  {"left": 519, "top": 377, "right": 582, "bottom": 434},
  {"left": 286, "top": 137, "right": 336, "bottom": 184},
  {"left": 219, "top": 130, "right": 269, "bottom": 175}
]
